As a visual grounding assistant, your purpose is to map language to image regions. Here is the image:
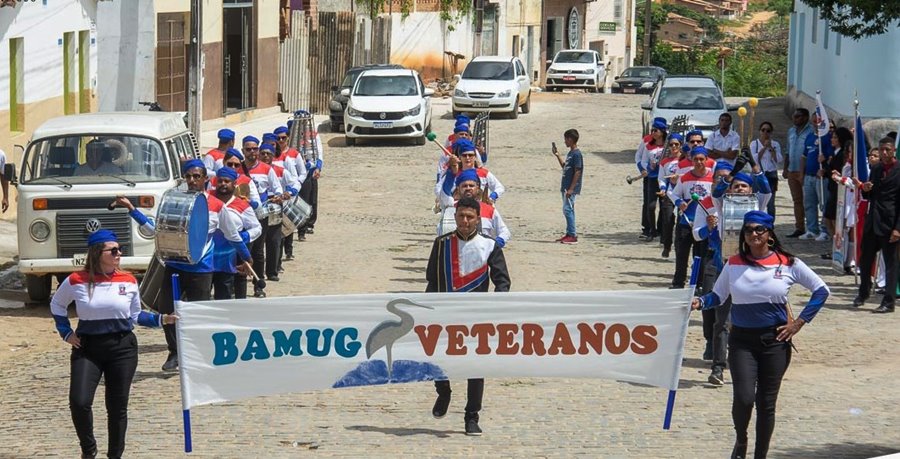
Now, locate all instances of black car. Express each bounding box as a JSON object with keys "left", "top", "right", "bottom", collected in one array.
[
  {"left": 329, "top": 64, "right": 404, "bottom": 132},
  {"left": 611, "top": 66, "right": 667, "bottom": 94}
]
